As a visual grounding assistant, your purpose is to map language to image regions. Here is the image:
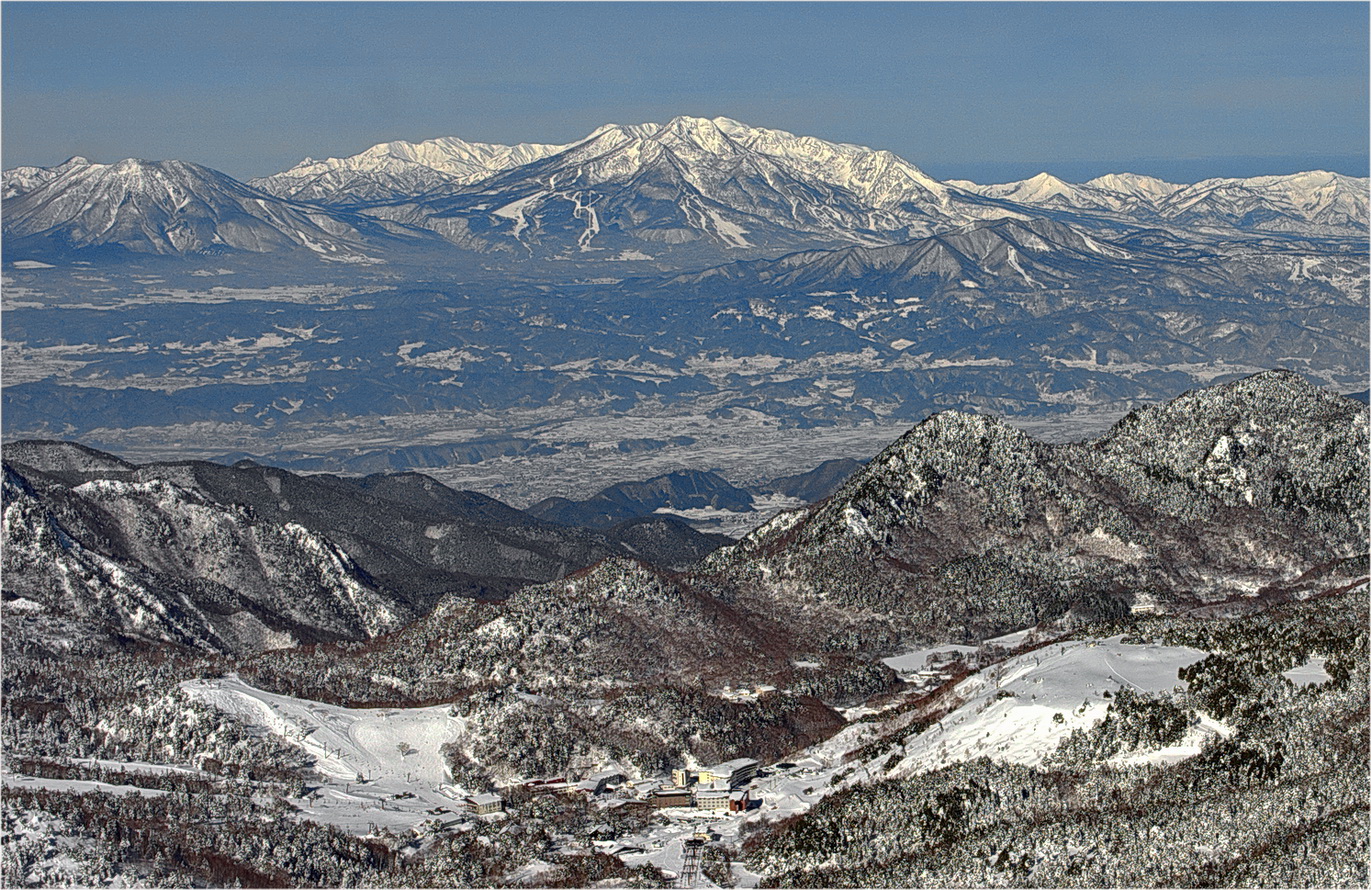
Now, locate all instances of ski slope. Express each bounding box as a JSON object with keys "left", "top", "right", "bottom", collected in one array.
[
  {"left": 888, "top": 636, "right": 1216, "bottom": 778},
  {"left": 182, "top": 676, "right": 471, "bottom": 834}
]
